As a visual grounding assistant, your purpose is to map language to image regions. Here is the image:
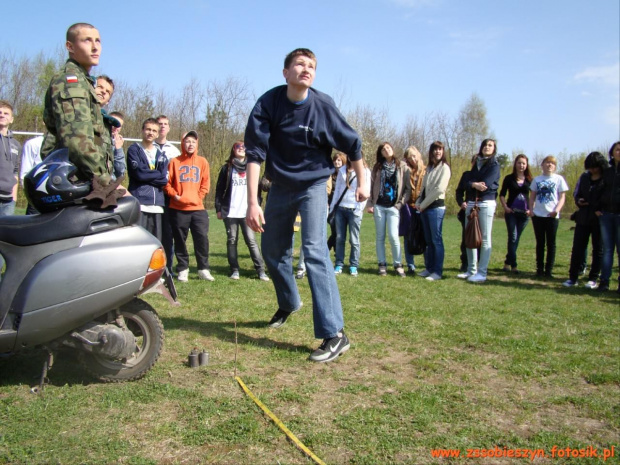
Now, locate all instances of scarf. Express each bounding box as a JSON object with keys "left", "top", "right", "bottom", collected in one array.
[
  {"left": 379, "top": 160, "right": 398, "bottom": 201},
  {"left": 232, "top": 157, "right": 247, "bottom": 172}
]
